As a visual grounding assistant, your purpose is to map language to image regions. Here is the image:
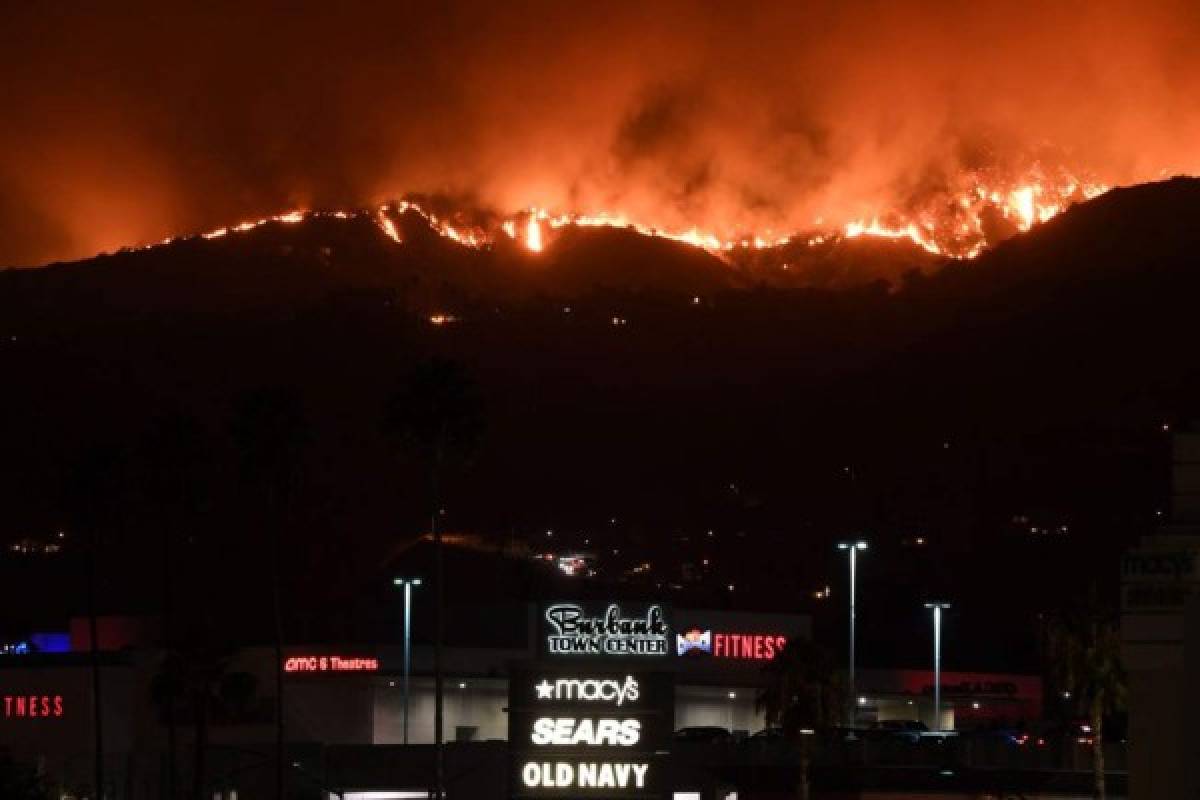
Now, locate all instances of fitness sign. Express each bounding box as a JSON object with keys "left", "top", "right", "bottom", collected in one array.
[{"left": 509, "top": 667, "right": 673, "bottom": 798}]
